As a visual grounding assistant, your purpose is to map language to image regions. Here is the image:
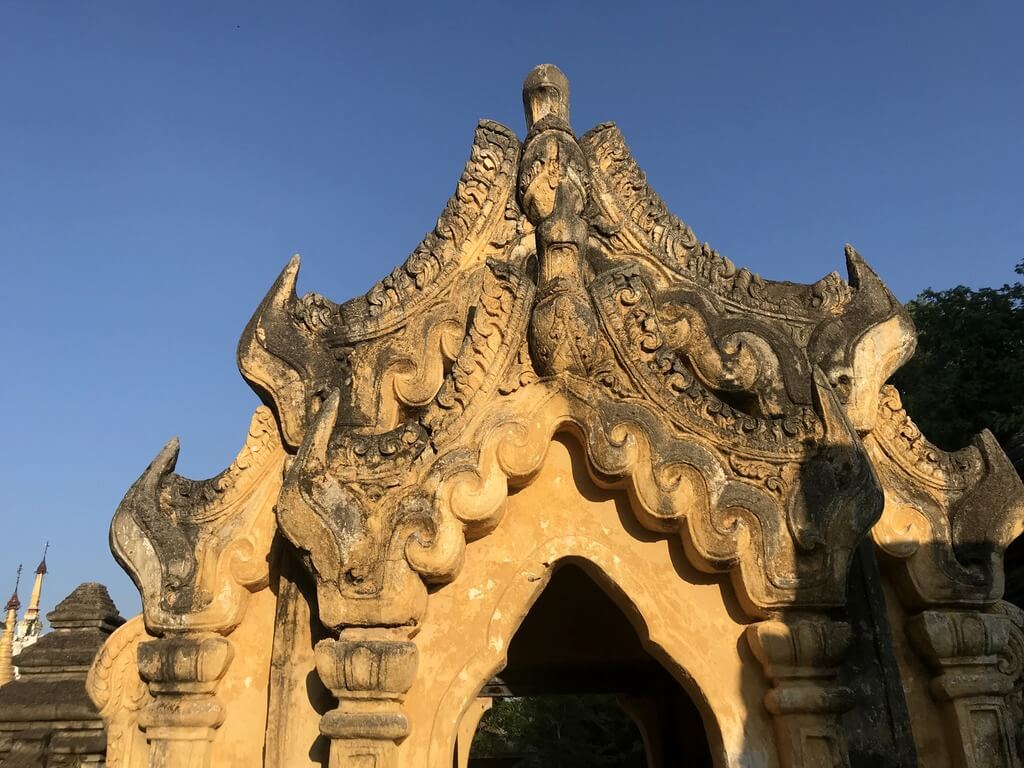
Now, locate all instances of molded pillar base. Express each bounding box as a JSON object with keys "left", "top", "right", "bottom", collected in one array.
[
  {"left": 315, "top": 627, "right": 418, "bottom": 768},
  {"left": 137, "top": 633, "right": 233, "bottom": 768},
  {"left": 908, "top": 609, "right": 1019, "bottom": 768},
  {"left": 748, "top": 616, "right": 854, "bottom": 768}
]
